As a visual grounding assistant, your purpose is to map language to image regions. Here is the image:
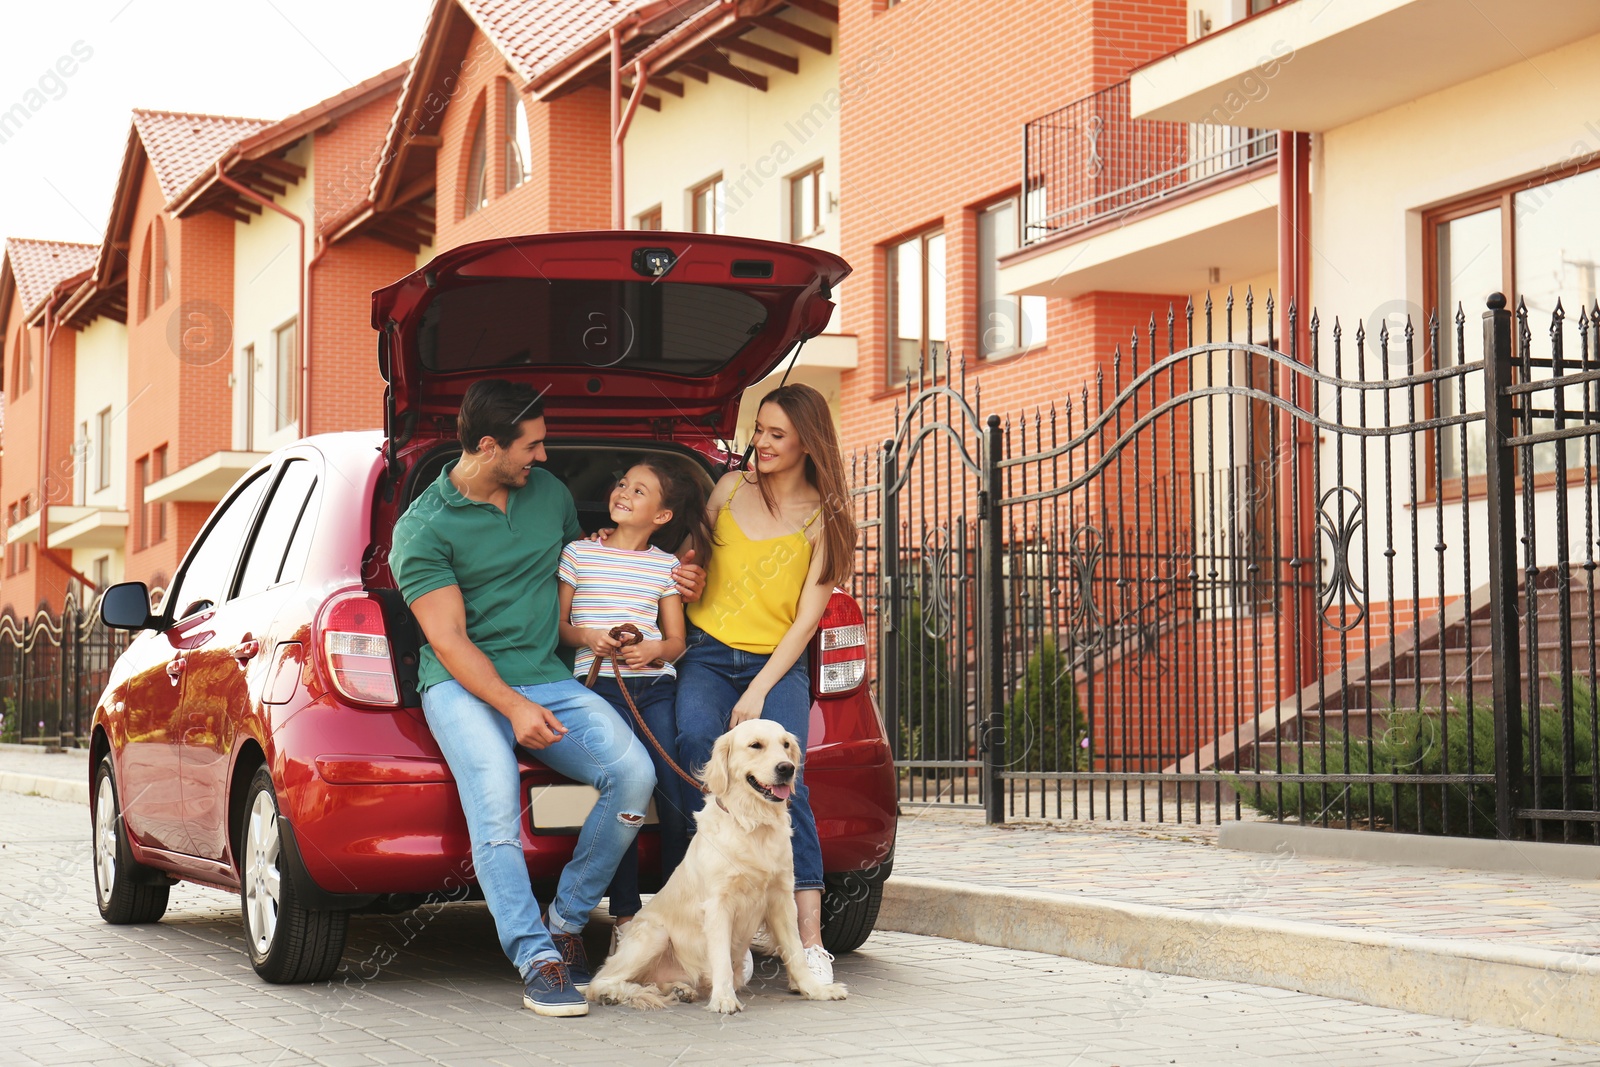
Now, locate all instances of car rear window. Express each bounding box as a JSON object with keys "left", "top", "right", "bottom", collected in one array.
[{"left": 416, "top": 278, "right": 769, "bottom": 376}]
